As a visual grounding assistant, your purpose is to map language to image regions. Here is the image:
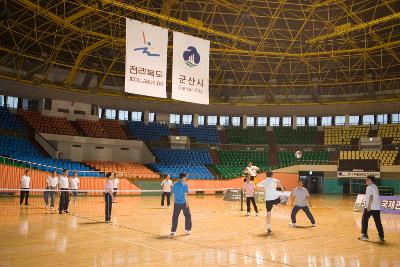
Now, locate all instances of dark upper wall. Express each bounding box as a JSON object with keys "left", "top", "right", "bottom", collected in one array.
[{"left": 1, "top": 79, "right": 399, "bottom": 117}]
